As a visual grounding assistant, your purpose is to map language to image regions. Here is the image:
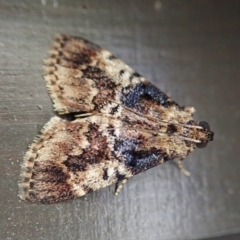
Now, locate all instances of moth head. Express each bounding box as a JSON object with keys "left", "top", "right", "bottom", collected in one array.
[{"left": 185, "top": 120, "right": 214, "bottom": 149}]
